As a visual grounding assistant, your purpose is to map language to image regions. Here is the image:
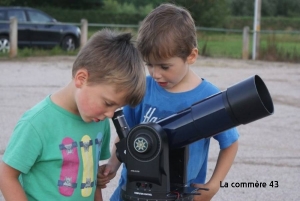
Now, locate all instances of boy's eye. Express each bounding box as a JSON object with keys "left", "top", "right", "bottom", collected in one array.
[
  {"left": 145, "top": 63, "right": 153, "bottom": 67},
  {"left": 161, "top": 65, "right": 169, "bottom": 70},
  {"left": 105, "top": 102, "right": 113, "bottom": 107}
]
